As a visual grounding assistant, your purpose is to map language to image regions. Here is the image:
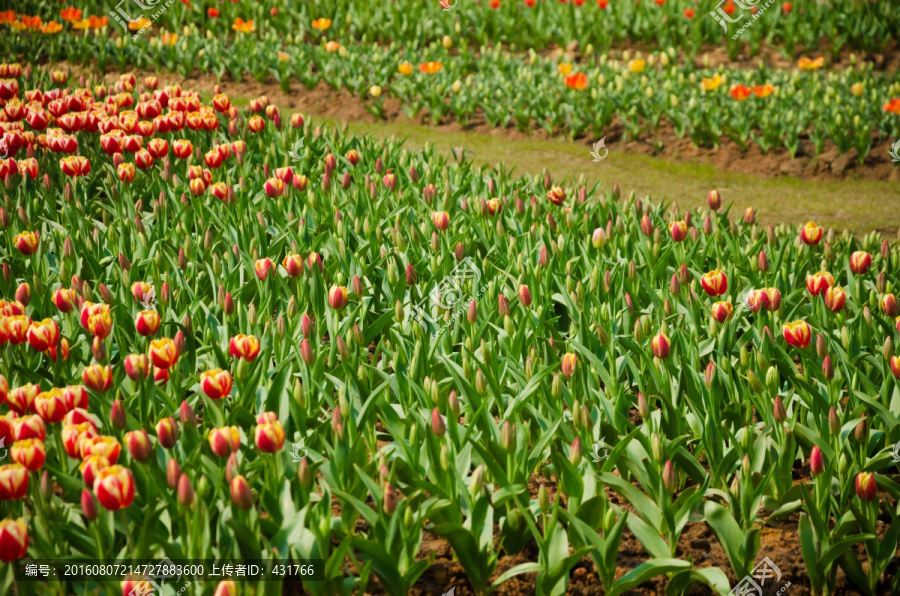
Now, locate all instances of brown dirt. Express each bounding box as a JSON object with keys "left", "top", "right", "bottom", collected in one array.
[{"left": 55, "top": 63, "right": 900, "bottom": 184}]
